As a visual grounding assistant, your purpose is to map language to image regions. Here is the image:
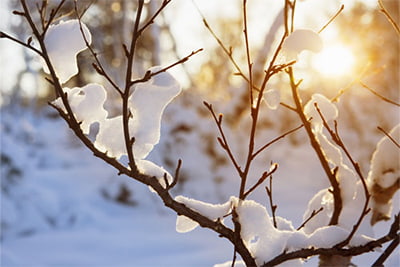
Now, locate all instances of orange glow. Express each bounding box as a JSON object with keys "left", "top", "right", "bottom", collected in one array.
[{"left": 312, "top": 45, "right": 355, "bottom": 77}]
